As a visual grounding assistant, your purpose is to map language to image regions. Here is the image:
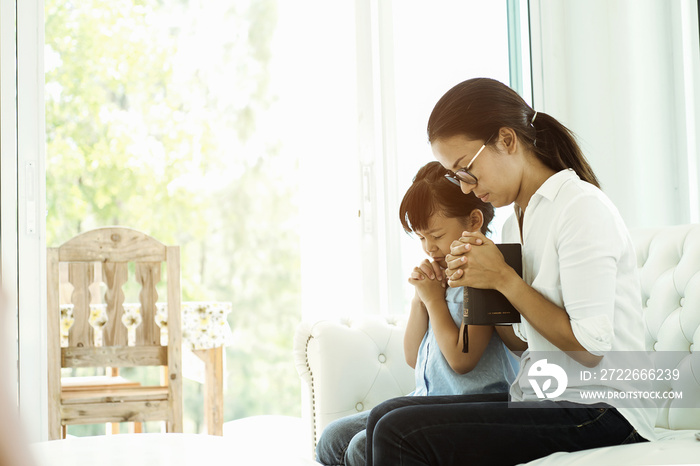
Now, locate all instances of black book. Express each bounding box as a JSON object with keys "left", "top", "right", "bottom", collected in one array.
[{"left": 462, "top": 243, "right": 523, "bottom": 353}]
